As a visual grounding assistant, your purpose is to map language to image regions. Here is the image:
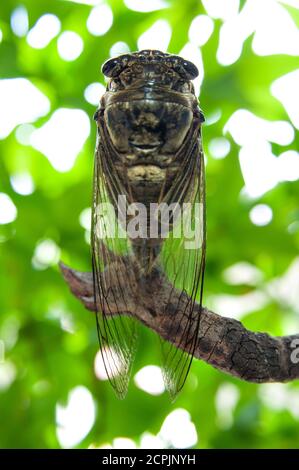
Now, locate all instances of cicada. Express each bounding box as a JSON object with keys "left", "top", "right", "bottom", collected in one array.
[{"left": 92, "top": 50, "right": 206, "bottom": 399}]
